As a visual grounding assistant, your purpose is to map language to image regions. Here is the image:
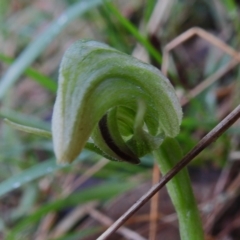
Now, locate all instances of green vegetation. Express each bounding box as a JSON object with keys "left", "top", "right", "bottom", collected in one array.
[{"left": 0, "top": 0, "right": 239, "bottom": 239}]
